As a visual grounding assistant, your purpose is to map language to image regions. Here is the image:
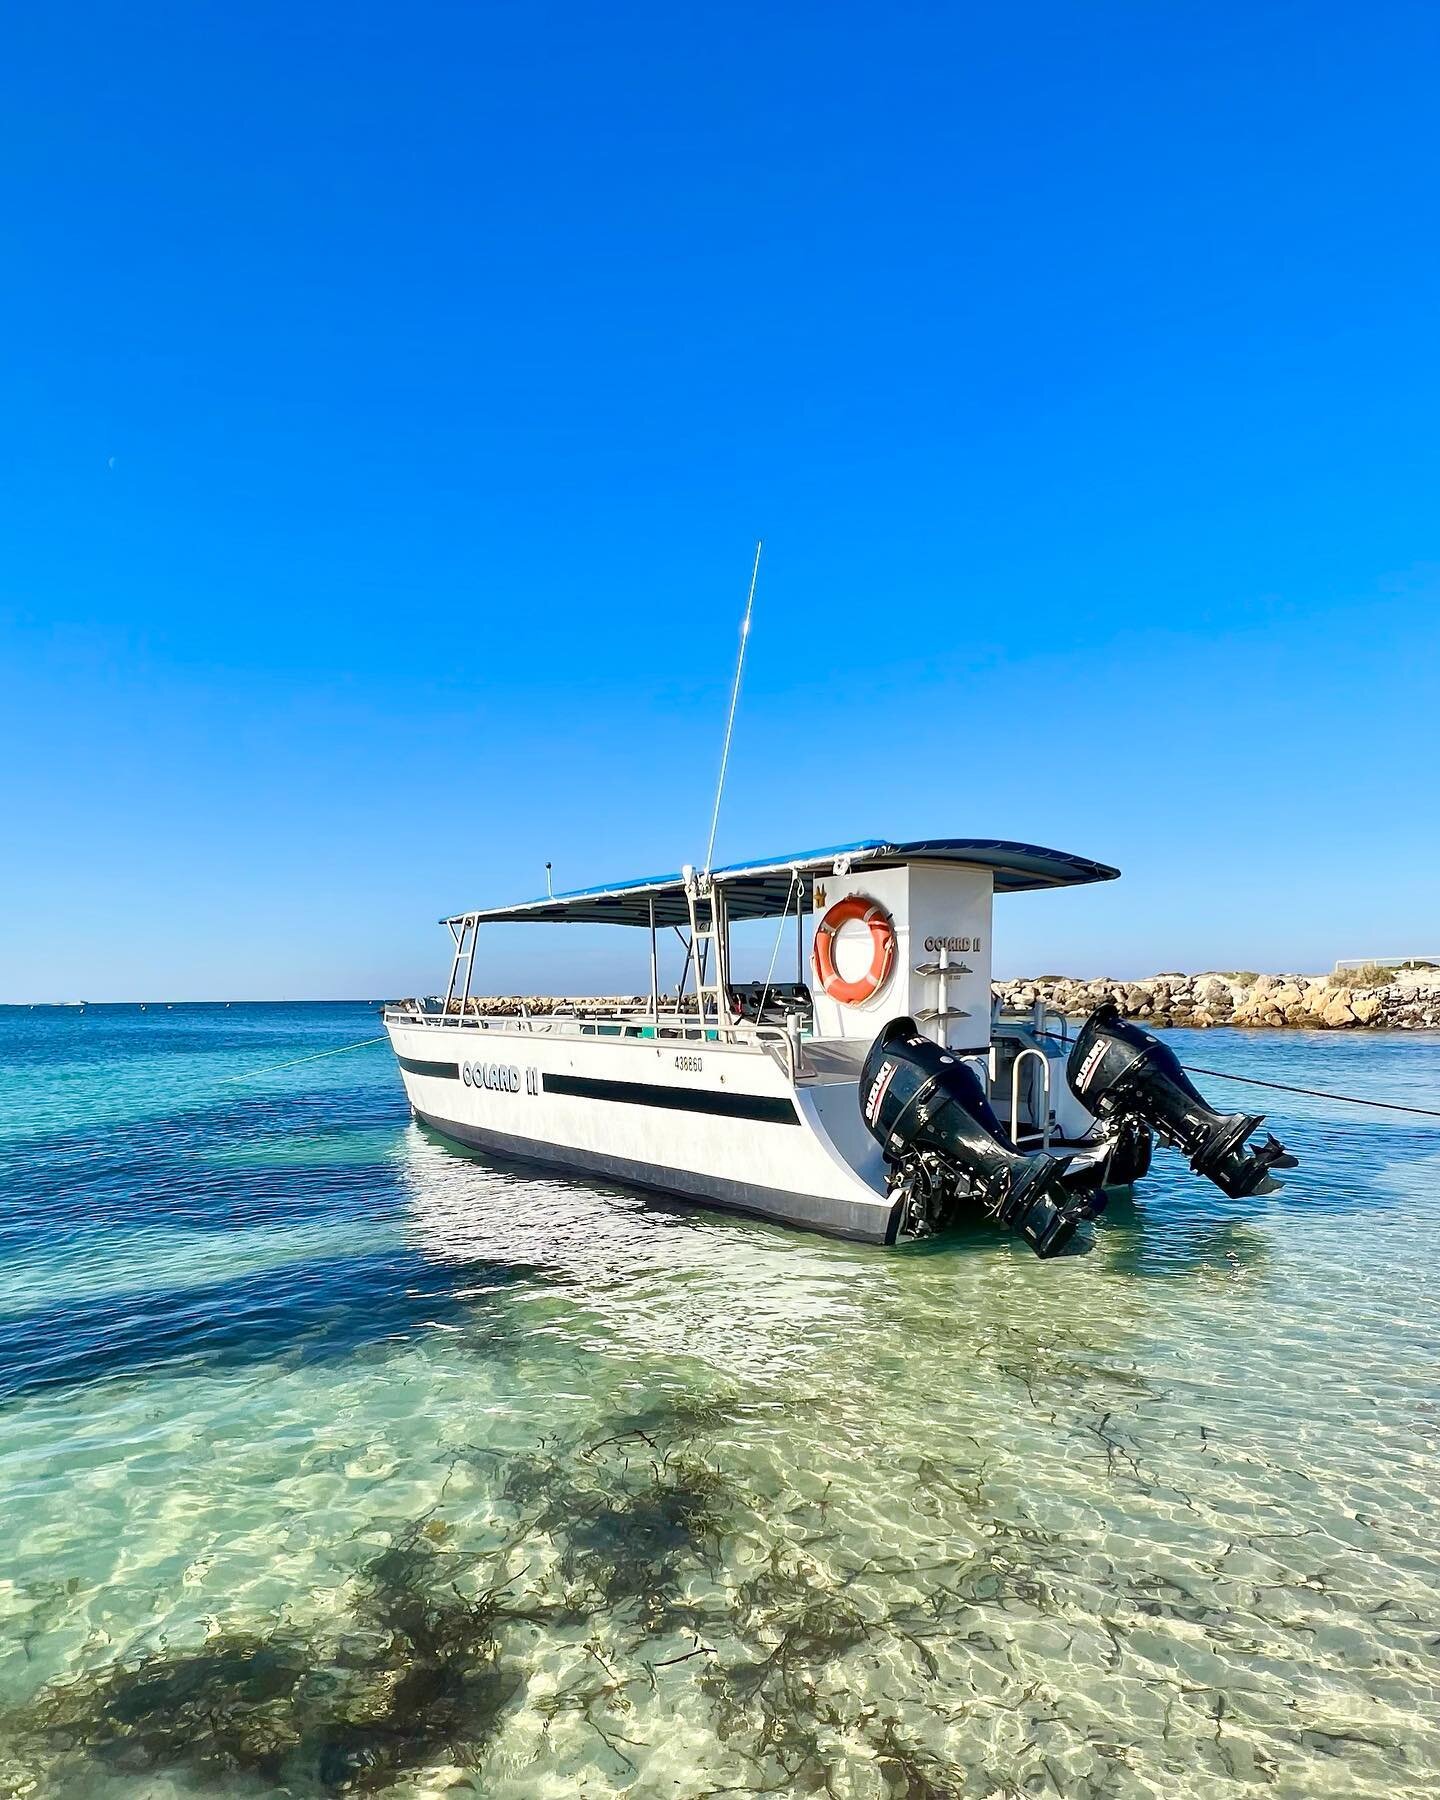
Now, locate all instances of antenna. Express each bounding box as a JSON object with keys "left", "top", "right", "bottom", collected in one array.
[
  {"left": 545, "top": 861, "right": 554, "bottom": 897},
  {"left": 703, "top": 539, "right": 763, "bottom": 875}
]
